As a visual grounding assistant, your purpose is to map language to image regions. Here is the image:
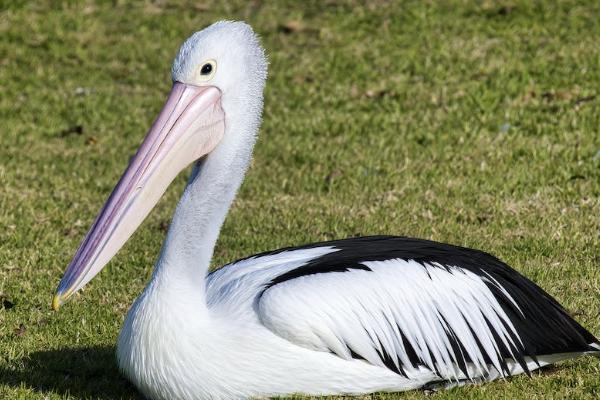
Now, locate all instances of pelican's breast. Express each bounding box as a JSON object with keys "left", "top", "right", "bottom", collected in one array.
[{"left": 116, "top": 284, "right": 229, "bottom": 400}]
